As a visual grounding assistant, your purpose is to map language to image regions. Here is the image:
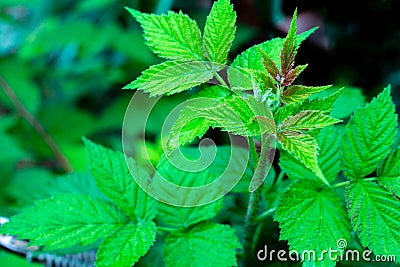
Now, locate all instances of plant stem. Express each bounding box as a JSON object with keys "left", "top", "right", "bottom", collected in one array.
[
  {"left": 243, "top": 136, "right": 260, "bottom": 257},
  {"left": 330, "top": 181, "right": 351, "bottom": 189},
  {"left": 0, "top": 76, "right": 72, "bottom": 172},
  {"left": 243, "top": 134, "right": 273, "bottom": 259},
  {"left": 251, "top": 207, "right": 277, "bottom": 253},
  {"left": 275, "top": 170, "right": 285, "bottom": 185},
  {"left": 331, "top": 177, "right": 378, "bottom": 189},
  {"left": 243, "top": 188, "right": 261, "bottom": 257},
  {"left": 247, "top": 136, "right": 259, "bottom": 166},
  {"left": 214, "top": 72, "right": 229, "bottom": 88},
  {"left": 256, "top": 207, "right": 276, "bottom": 223}
]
